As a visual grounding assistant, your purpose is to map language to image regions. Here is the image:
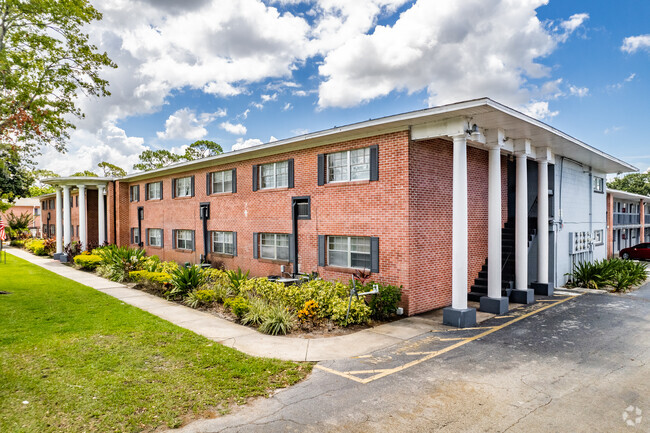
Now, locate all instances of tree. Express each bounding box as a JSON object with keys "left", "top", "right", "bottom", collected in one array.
[
  {"left": 133, "top": 140, "right": 223, "bottom": 172},
  {"left": 183, "top": 140, "right": 223, "bottom": 160},
  {"left": 0, "top": 147, "right": 32, "bottom": 211},
  {"left": 607, "top": 173, "right": 650, "bottom": 197},
  {"left": 27, "top": 169, "right": 57, "bottom": 197},
  {"left": 97, "top": 161, "right": 126, "bottom": 177},
  {"left": 133, "top": 149, "right": 183, "bottom": 171},
  {"left": 70, "top": 170, "right": 98, "bottom": 177},
  {"left": 0, "top": 0, "right": 116, "bottom": 155}
]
